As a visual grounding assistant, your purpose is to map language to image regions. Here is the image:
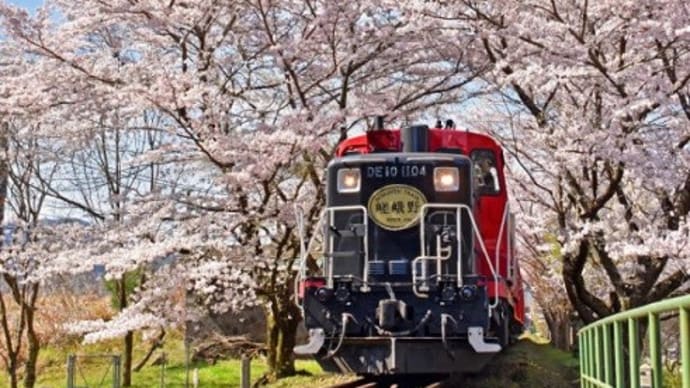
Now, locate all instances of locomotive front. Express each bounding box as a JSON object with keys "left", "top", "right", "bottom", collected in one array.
[{"left": 295, "top": 125, "right": 502, "bottom": 375}]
